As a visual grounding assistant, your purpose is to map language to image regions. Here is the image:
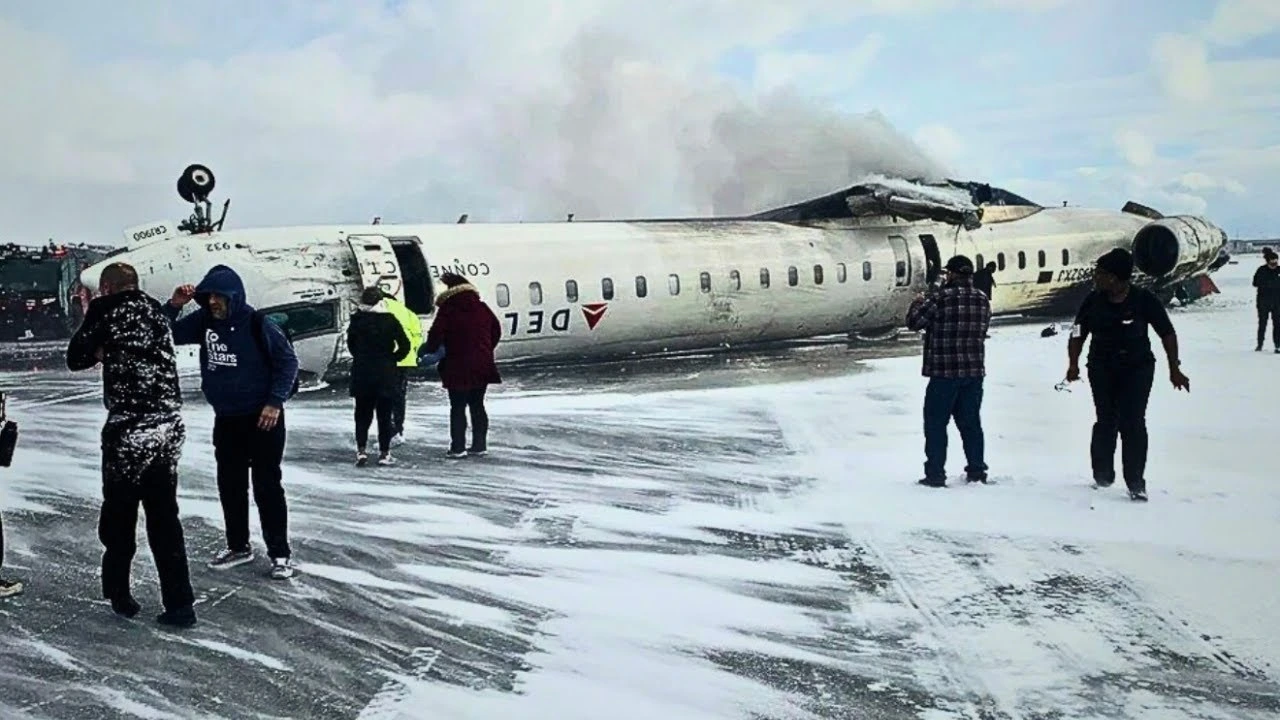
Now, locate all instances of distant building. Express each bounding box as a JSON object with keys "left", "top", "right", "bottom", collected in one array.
[{"left": 1228, "top": 239, "right": 1278, "bottom": 254}]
